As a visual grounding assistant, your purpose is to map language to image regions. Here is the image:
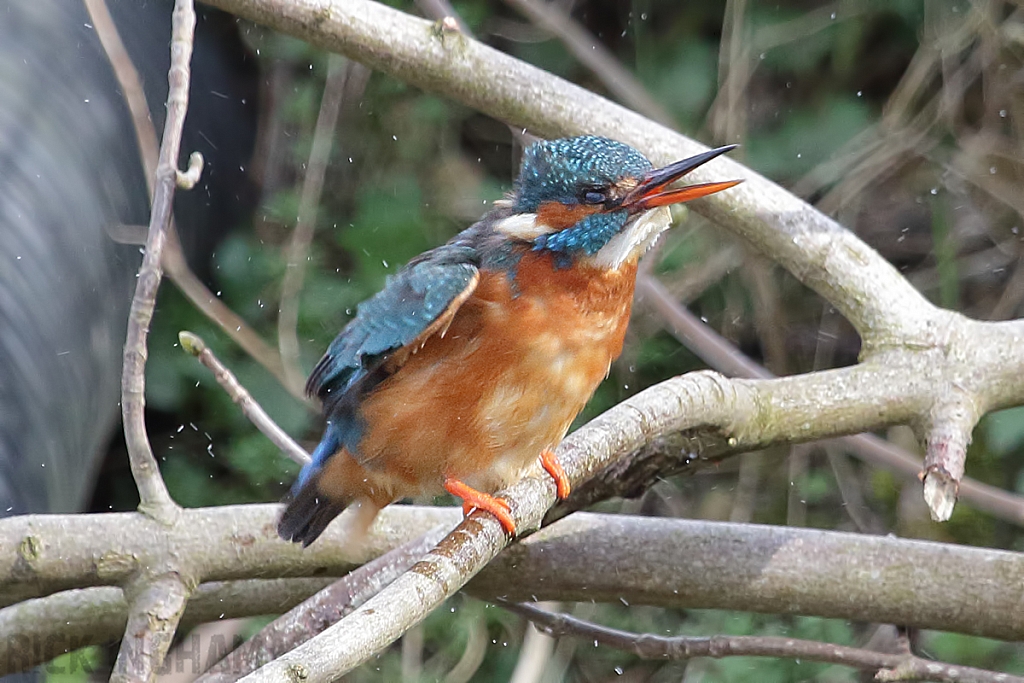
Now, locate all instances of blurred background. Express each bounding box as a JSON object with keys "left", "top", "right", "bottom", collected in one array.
[{"left": 14, "top": 0, "right": 1024, "bottom": 681}]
